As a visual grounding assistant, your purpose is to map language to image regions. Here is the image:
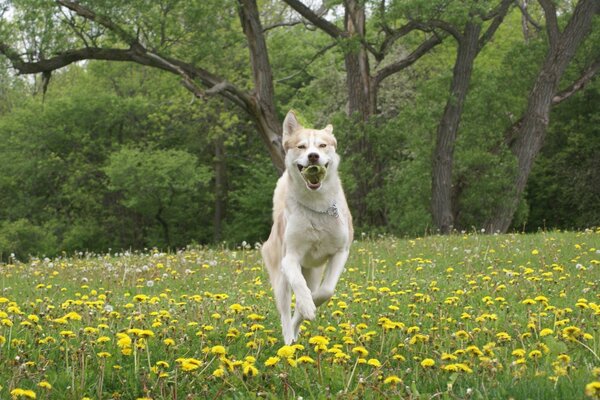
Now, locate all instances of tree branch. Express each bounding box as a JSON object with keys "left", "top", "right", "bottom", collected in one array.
[
  {"left": 374, "top": 34, "right": 443, "bottom": 86},
  {"left": 375, "top": 21, "right": 418, "bottom": 62},
  {"left": 57, "top": 0, "right": 144, "bottom": 52},
  {"left": 479, "top": 0, "right": 513, "bottom": 50},
  {"left": 413, "top": 19, "right": 462, "bottom": 42},
  {"left": 552, "top": 56, "right": 600, "bottom": 105},
  {"left": 538, "top": 0, "right": 559, "bottom": 47},
  {"left": 275, "top": 42, "right": 337, "bottom": 83},
  {"left": 282, "top": 0, "right": 344, "bottom": 38},
  {"left": 515, "top": 0, "right": 542, "bottom": 32}
]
